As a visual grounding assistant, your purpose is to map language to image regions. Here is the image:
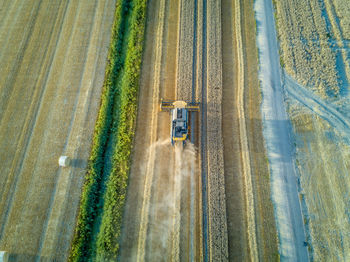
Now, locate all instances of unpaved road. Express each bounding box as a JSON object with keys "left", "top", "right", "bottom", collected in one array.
[
  {"left": 0, "top": 0, "right": 115, "bottom": 261},
  {"left": 121, "top": 0, "right": 277, "bottom": 261}
]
